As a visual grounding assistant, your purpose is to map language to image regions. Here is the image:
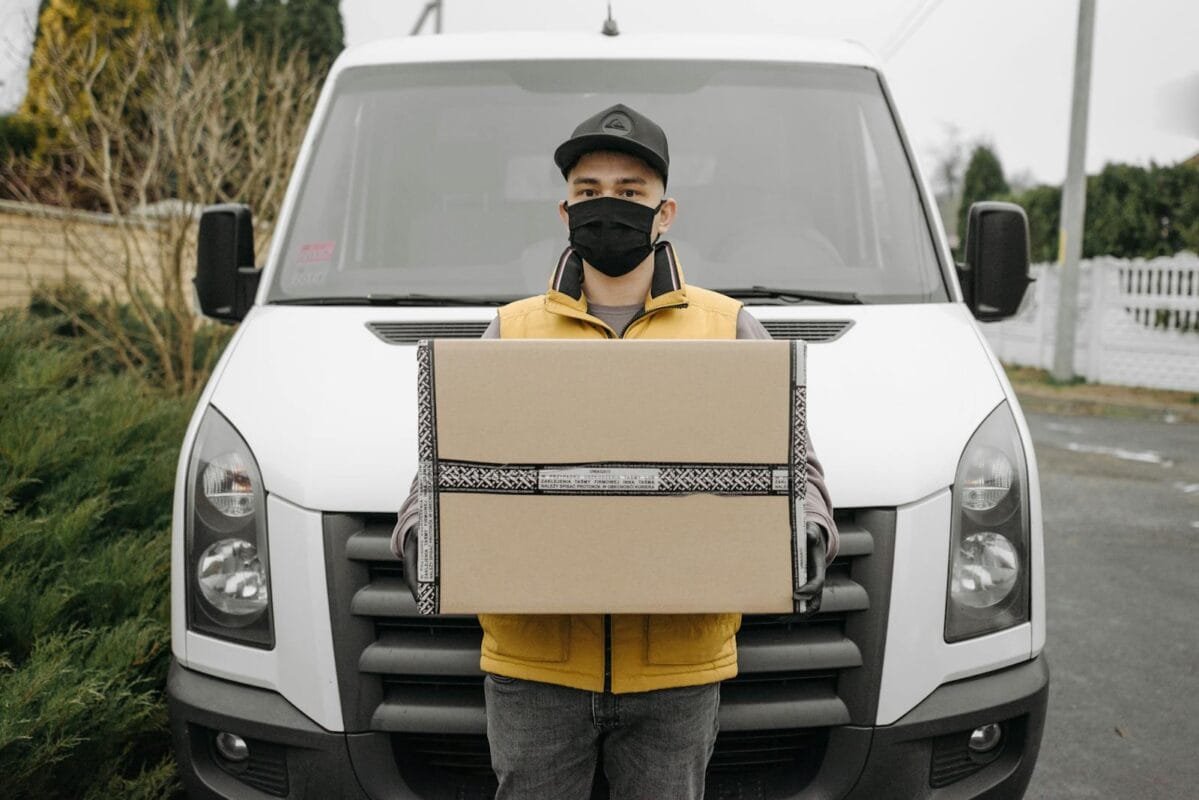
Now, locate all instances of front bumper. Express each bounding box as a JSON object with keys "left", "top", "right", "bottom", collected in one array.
[
  {"left": 168, "top": 660, "right": 379, "bottom": 800},
  {"left": 169, "top": 655, "right": 1048, "bottom": 799}
]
